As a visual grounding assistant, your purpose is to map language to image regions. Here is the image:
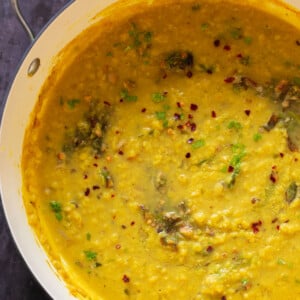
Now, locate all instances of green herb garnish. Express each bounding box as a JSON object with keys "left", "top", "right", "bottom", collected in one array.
[
  {"left": 84, "top": 250, "right": 97, "bottom": 261},
  {"left": 67, "top": 99, "right": 80, "bottom": 109},
  {"left": 49, "top": 201, "right": 63, "bottom": 221},
  {"left": 227, "top": 120, "right": 242, "bottom": 130},
  {"left": 120, "top": 89, "right": 138, "bottom": 102},
  {"left": 192, "top": 139, "right": 205, "bottom": 149},
  {"left": 152, "top": 92, "right": 166, "bottom": 103},
  {"left": 253, "top": 133, "right": 262, "bottom": 142}
]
